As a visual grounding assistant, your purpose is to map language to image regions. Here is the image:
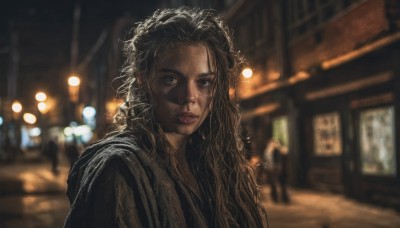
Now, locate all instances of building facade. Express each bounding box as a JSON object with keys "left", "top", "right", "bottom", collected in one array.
[{"left": 222, "top": 0, "right": 400, "bottom": 209}]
